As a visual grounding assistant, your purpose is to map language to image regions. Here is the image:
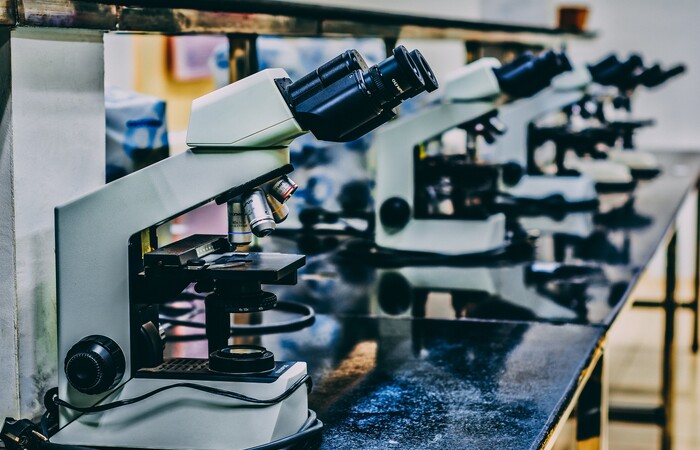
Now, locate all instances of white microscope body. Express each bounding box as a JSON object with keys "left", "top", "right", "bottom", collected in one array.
[
  {"left": 51, "top": 46, "right": 436, "bottom": 450},
  {"left": 51, "top": 69, "right": 308, "bottom": 450},
  {"left": 51, "top": 69, "right": 305, "bottom": 450},
  {"left": 374, "top": 58, "right": 508, "bottom": 255},
  {"left": 568, "top": 83, "right": 653, "bottom": 182},
  {"left": 492, "top": 66, "right": 601, "bottom": 204},
  {"left": 372, "top": 50, "right": 571, "bottom": 255},
  {"left": 564, "top": 53, "right": 686, "bottom": 181}
]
